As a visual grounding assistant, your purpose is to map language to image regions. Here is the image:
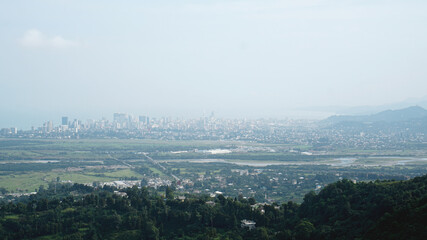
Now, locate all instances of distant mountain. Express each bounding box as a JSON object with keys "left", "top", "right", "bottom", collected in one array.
[
  {"left": 325, "top": 106, "right": 427, "bottom": 124},
  {"left": 300, "top": 95, "right": 427, "bottom": 116}
]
